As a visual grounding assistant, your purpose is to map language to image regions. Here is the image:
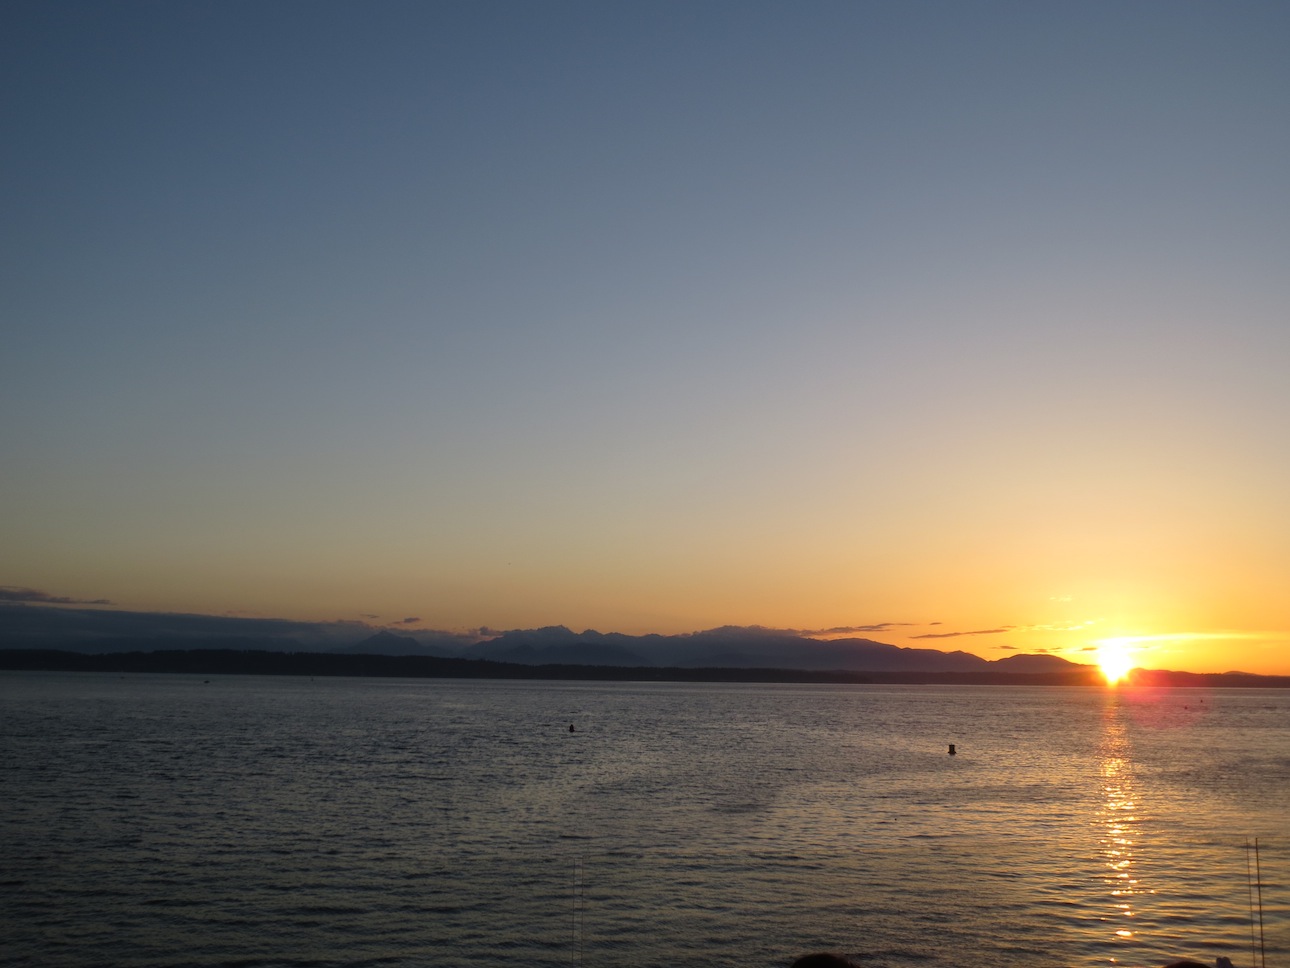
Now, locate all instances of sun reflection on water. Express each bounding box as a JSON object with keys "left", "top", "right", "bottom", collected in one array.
[{"left": 1098, "top": 698, "right": 1152, "bottom": 960}]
